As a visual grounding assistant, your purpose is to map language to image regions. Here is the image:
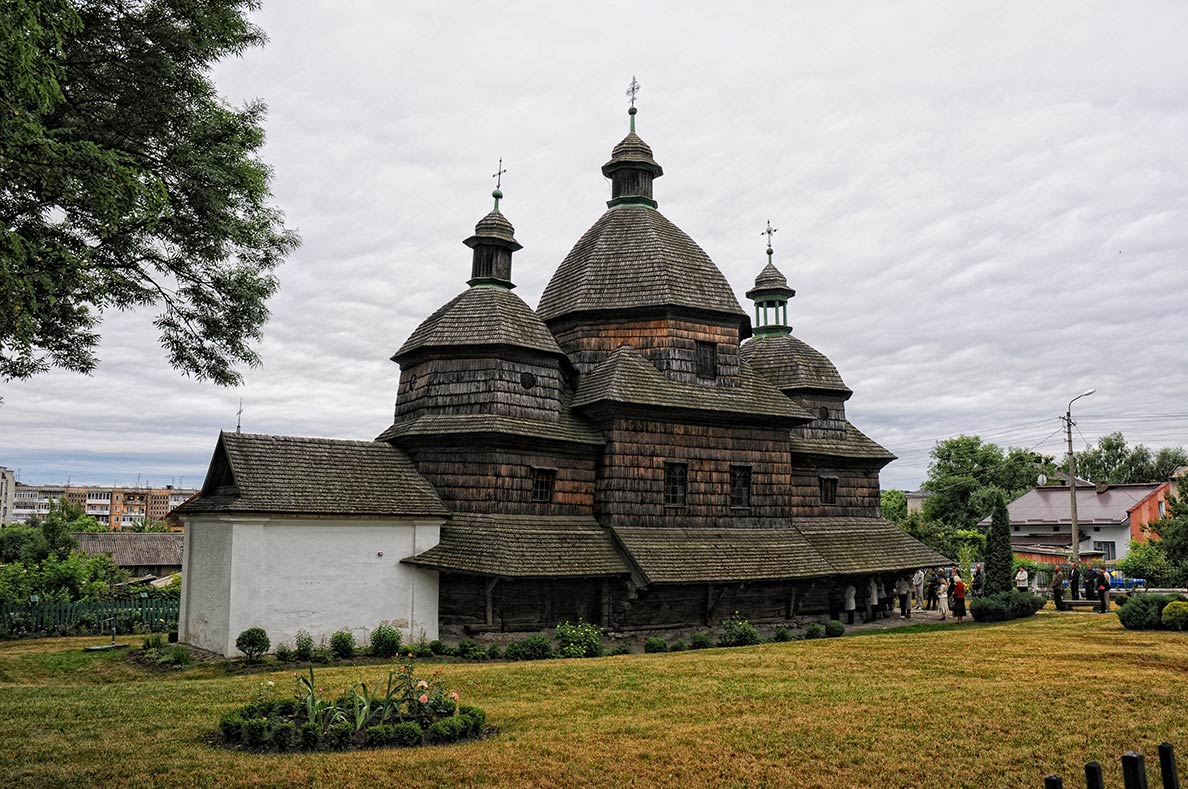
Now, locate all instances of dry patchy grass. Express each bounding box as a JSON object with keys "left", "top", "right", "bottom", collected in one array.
[{"left": 0, "top": 614, "right": 1185, "bottom": 788}]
